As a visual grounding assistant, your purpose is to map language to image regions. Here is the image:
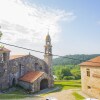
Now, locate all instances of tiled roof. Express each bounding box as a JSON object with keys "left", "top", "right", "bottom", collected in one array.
[
  {"left": 79, "top": 56, "right": 100, "bottom": 67},
  {"left": 0, "top": 47, "right": 10, "bottom": 52},
  {"left": 10, "top": 55, "right": 27, "bottom": 60},
  {"left": 19, "top": 71, "right": 44, "bottom": 83}
]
